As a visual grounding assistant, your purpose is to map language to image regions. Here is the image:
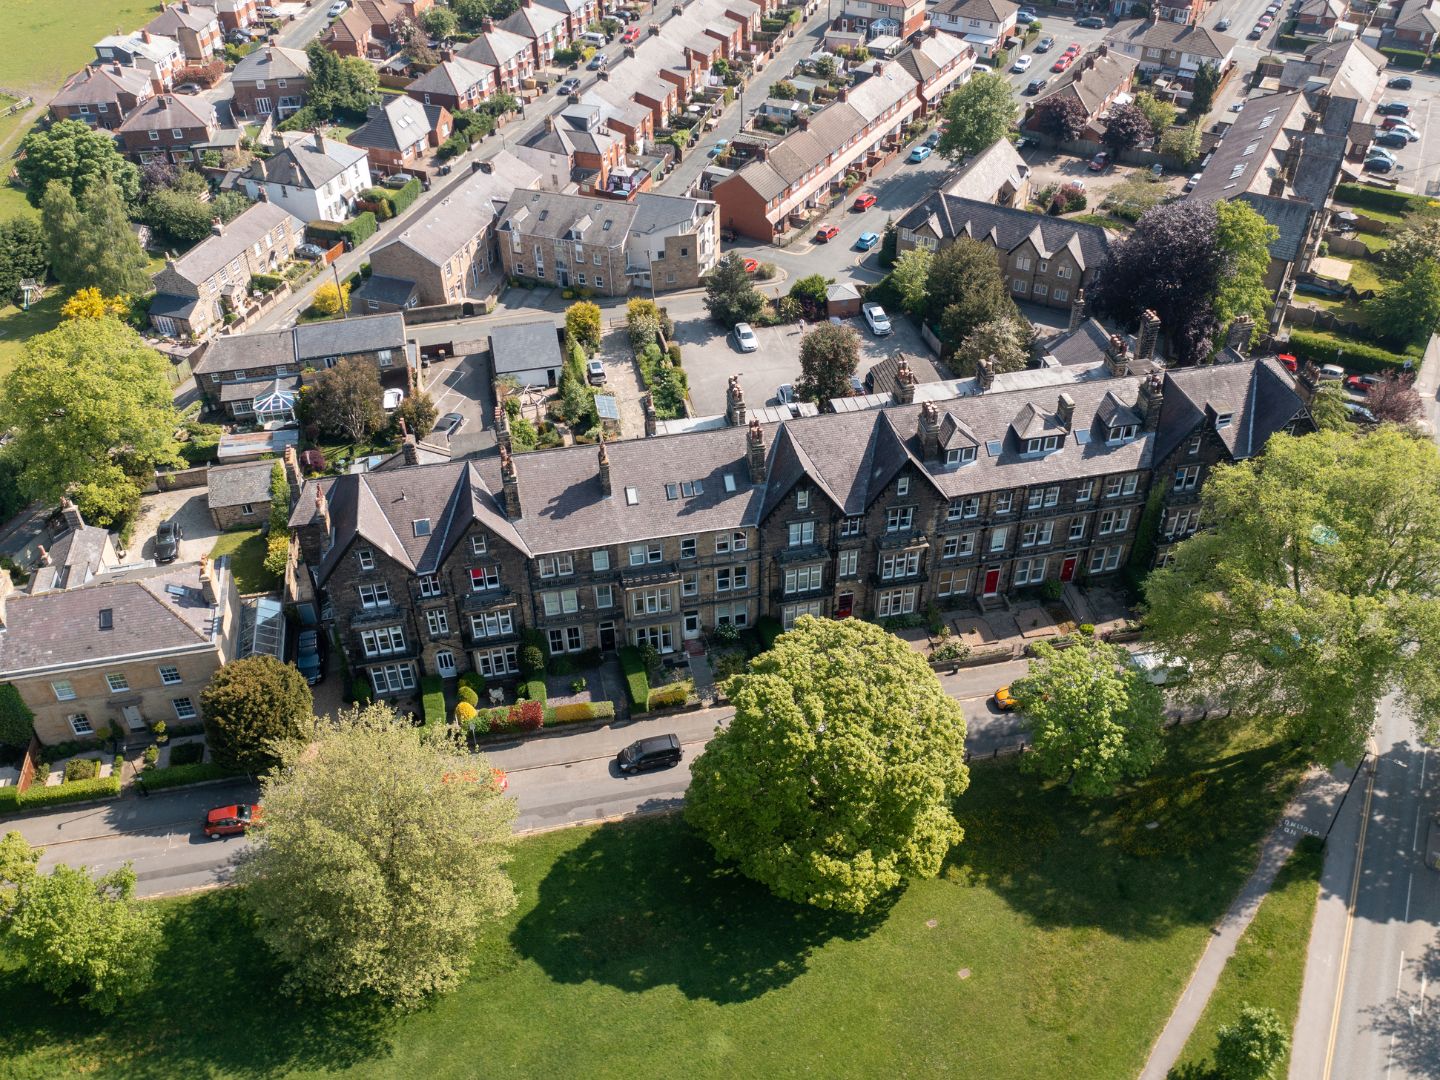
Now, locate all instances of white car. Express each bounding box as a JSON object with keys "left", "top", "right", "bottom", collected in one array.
[
  {"left": 863, "top": 302, "right": 892, "bottom": 336},
  {"left": 733, "top": 322, "right": 758, "bottom": 352},
  {"left": 1131, "top": 651, "right": 1187, "bottom": 686},
  {"left": 1012, "top": 54, "right": 1033, "bottom": 72},
  {"left": 327, "top": 0, "right": 348, "bottom": 16}
]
